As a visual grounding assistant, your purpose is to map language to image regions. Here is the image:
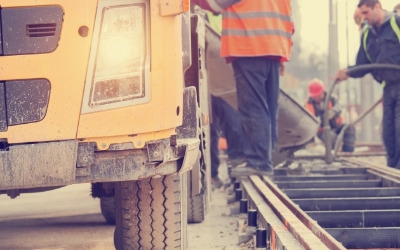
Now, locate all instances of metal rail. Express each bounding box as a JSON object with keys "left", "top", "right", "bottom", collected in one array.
[{"left": 235, "top": 159, "right": 400, "bottom": 249}]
